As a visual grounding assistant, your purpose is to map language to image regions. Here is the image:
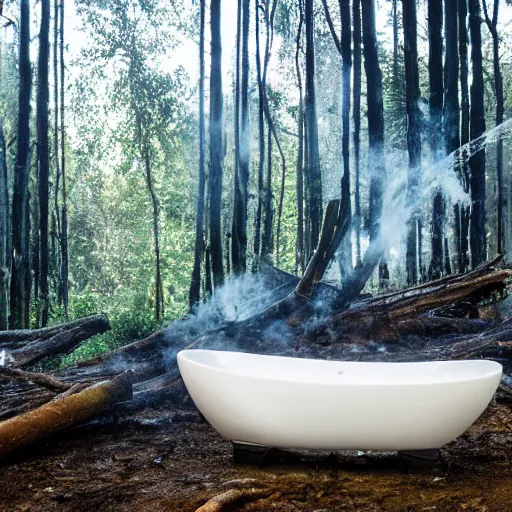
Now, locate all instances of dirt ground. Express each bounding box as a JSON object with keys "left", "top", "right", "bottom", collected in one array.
[{"left": 0, "top": 400, "right": 511, "bottom": 512}]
